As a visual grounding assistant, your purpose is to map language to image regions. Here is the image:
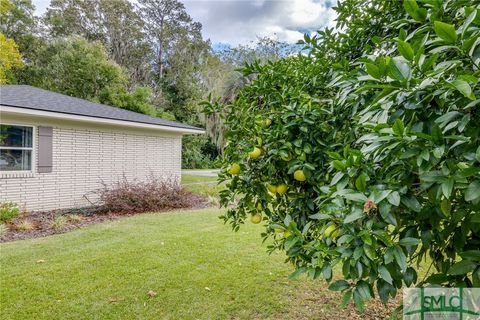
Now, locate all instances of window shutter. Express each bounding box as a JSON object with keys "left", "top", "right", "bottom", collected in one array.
[{"left": 38, "top": 126, "right": 53, "bottom": 173}]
